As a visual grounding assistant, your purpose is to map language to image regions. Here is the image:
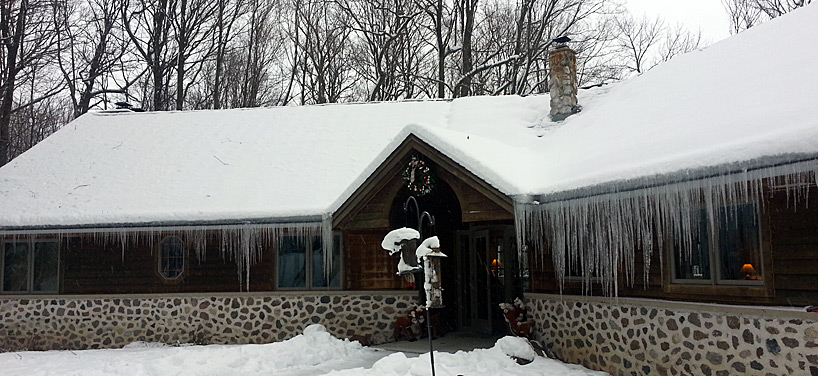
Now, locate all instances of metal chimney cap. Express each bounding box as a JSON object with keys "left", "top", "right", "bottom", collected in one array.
[{"left": 553, "top": 36, "right": 571, "bottom": 44}]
